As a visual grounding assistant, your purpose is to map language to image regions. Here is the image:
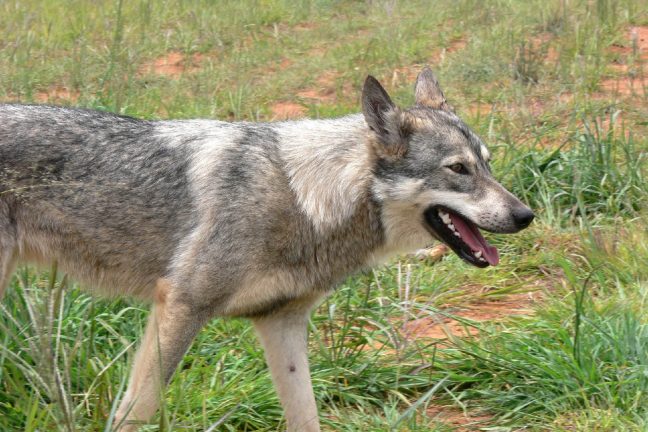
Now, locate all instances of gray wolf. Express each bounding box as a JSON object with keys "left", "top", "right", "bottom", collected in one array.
[{"left": 0, "top": 68, "right": 534, "bottom": 431}]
